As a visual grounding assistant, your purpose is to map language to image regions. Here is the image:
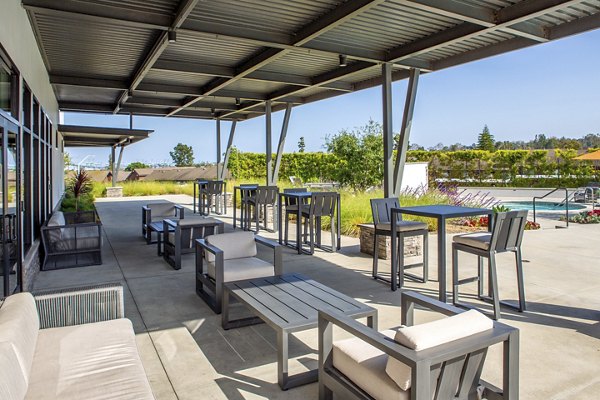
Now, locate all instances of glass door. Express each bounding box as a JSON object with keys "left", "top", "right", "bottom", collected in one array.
[{"left": 1, "top": 115, "right": 21, "bottom": 296}]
